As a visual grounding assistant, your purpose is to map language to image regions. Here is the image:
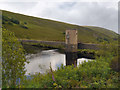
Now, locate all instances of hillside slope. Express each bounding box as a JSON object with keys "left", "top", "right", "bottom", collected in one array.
[{"left": 2, "top": 10, "right": 119, "bottom": 44}]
